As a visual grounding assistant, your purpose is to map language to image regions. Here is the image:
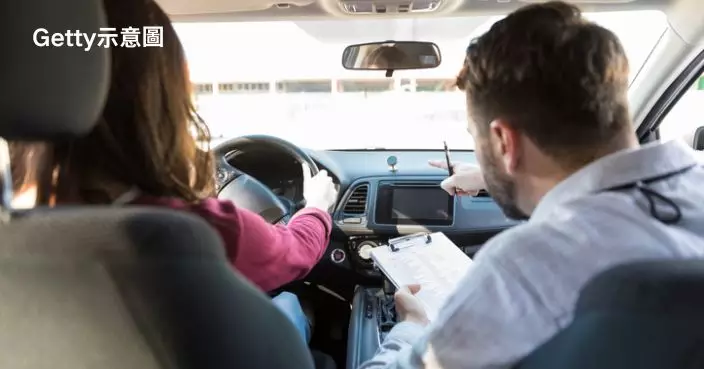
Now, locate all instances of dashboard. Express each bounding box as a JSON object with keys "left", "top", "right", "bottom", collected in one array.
[
  {"left": 224, "top": 146, "right": 521, "bottom": 369},
  {"left": 229, "top": 150, "right": 306, "bottom": 200},
  {"left": 229, "top": 148, "right": 519, "bottom": 281}
]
